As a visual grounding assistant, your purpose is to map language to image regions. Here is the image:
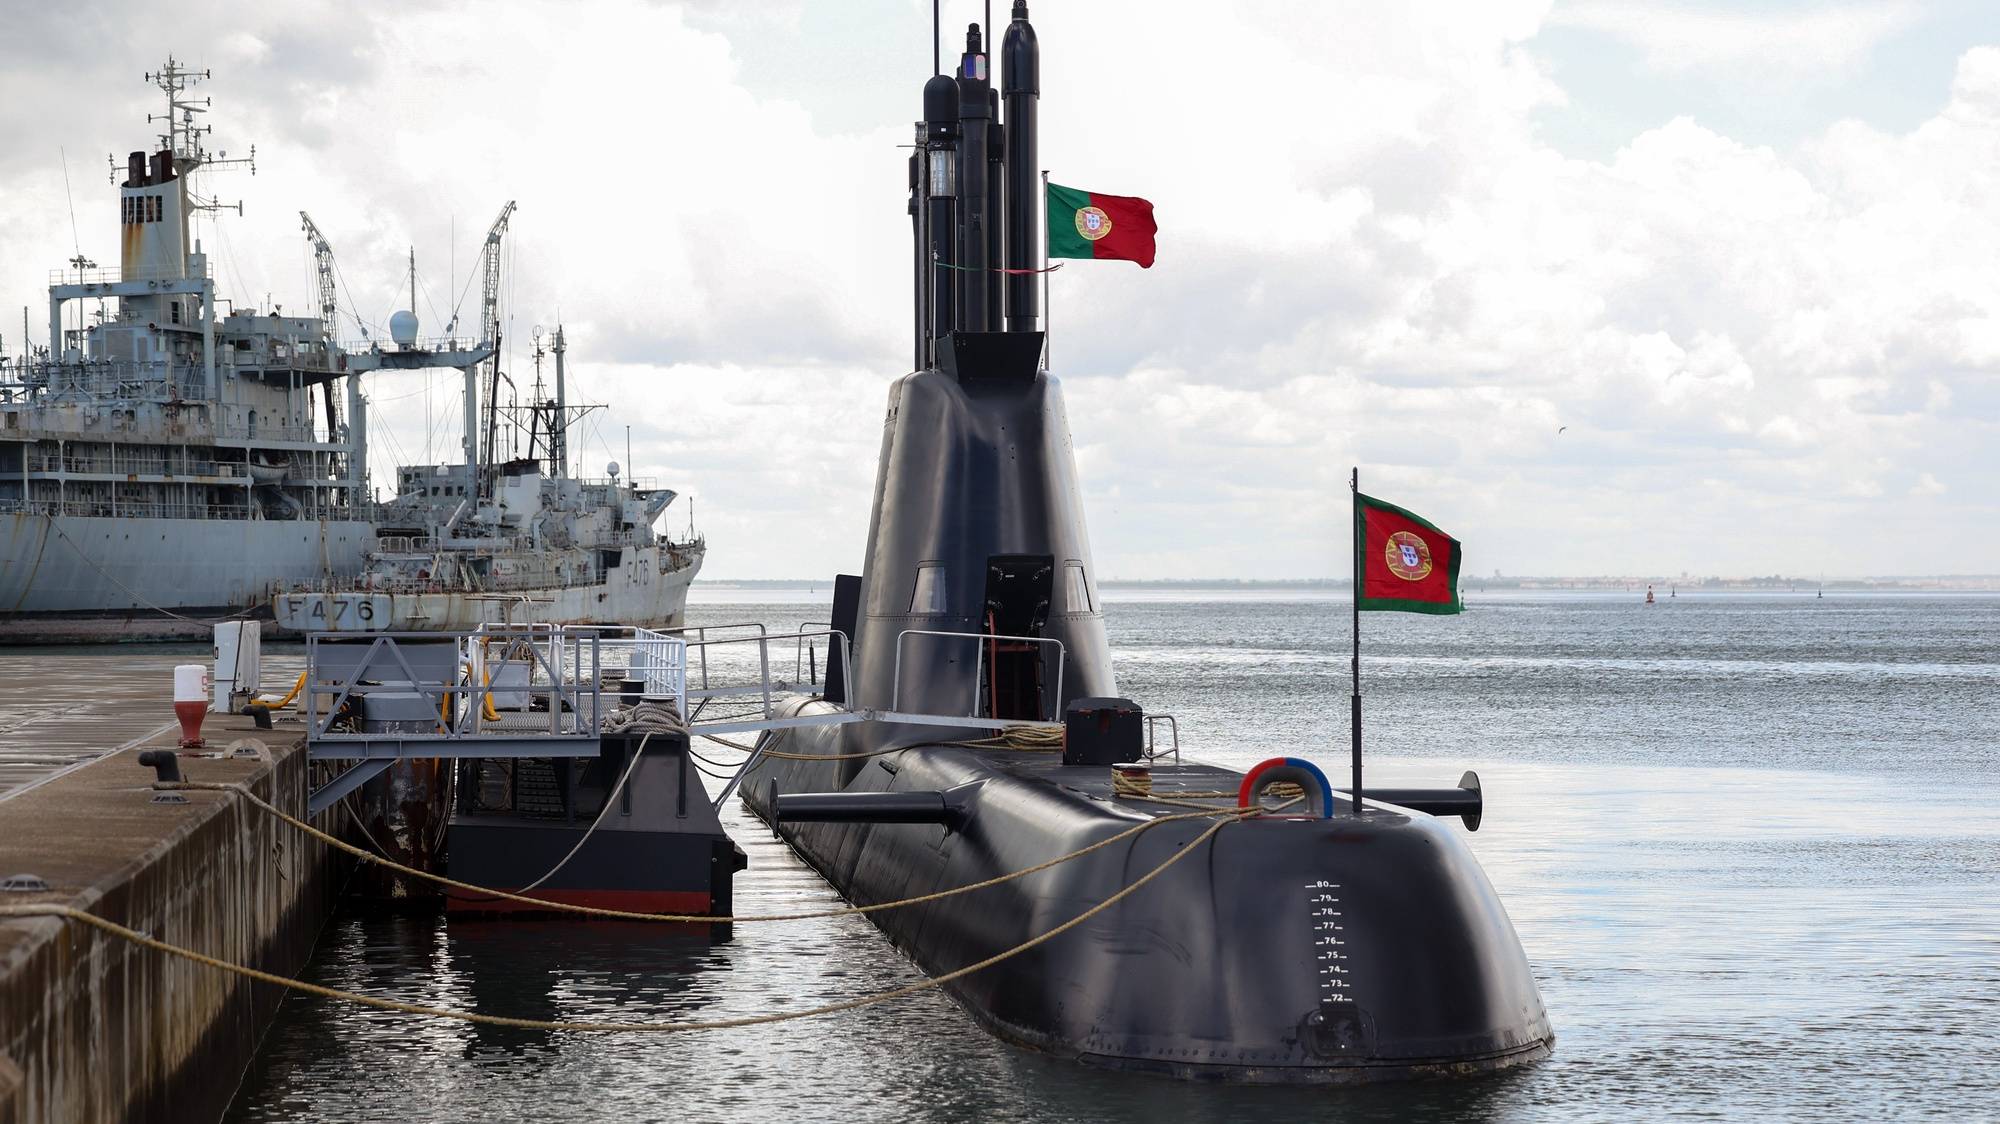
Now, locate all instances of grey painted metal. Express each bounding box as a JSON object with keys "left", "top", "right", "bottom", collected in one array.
[
  {"left": 303, "top": 629, "right": 602, "bottom": 761},
  {"left": 306, "top": 759, "right": 390, "bottom": 814}
]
